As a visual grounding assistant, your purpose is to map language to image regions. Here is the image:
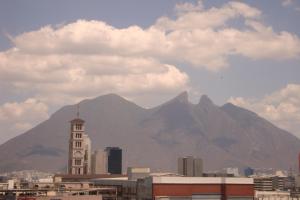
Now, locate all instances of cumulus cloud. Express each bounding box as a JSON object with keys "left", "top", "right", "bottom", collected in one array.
[
  {"left": 0, "top": 1, "right": 300, "bottom": 142},
  {"left": 0, "top": 99, "right": 49, "bottom": 142},
  {"left": 5, "top": 1, "right": 300, "bottom": 72},
  {"left": 229, "top": 84, "right": 300, "bottom": 138}
]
